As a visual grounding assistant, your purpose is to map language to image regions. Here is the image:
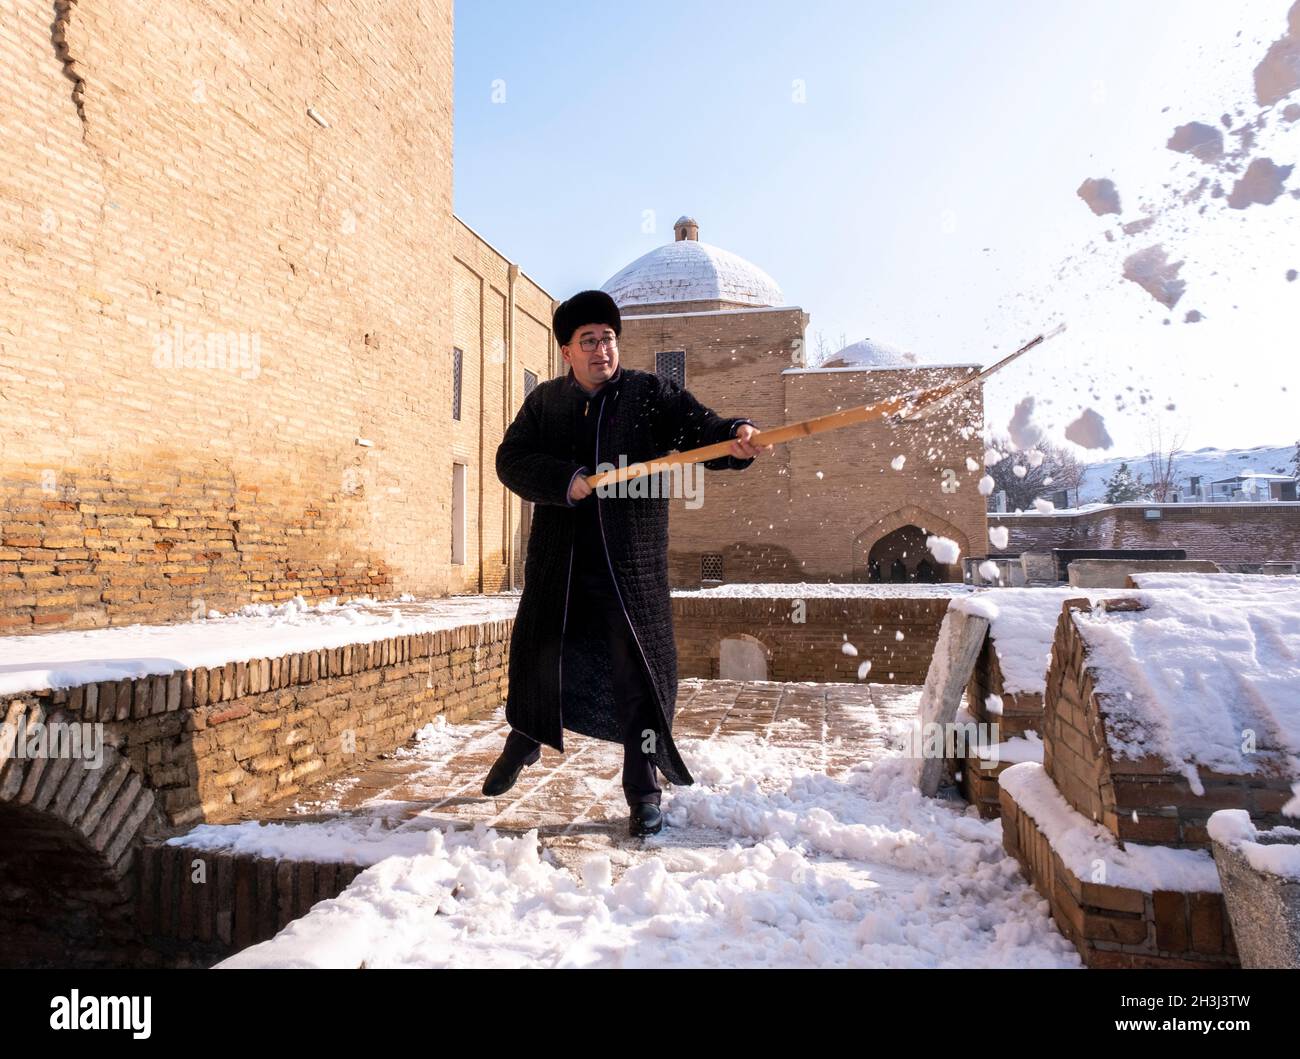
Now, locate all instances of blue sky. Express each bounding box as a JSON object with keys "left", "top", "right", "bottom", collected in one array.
[{"left": 453, "top": 0, "right": 1299, "bottom": 457}]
